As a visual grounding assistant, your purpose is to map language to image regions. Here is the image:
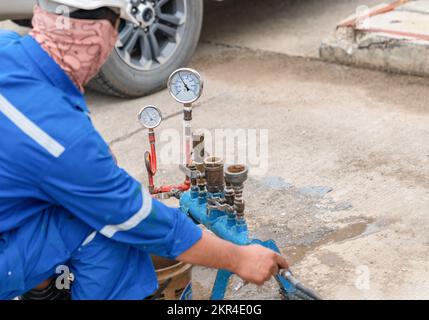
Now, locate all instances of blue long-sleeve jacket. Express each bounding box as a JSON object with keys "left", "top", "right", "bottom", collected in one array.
[{"left": 0, "top": 31, "right": 201, "bottom": 266}]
